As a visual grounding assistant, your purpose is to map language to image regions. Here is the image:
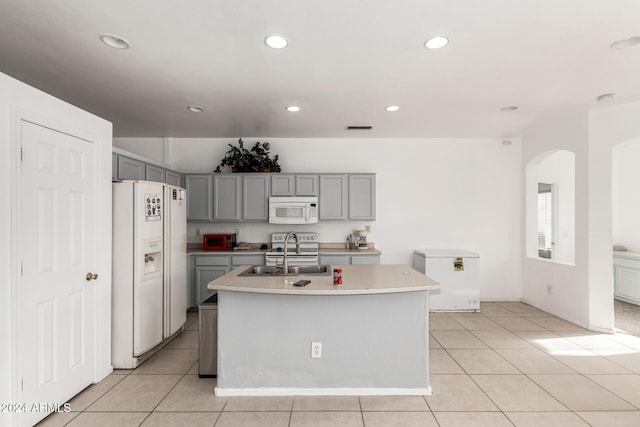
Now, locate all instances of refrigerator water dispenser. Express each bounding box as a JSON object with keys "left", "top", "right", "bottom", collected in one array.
[{"left": 142, "top": 239, "right": 163, "bottom": 280}]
